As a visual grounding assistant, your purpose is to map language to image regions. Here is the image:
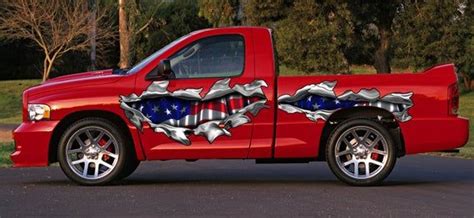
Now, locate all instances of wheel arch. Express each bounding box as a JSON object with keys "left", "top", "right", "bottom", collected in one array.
[
  {"left": 317, "top": 107, "right": 405, "bottom": 161},
  {"left": 48, "top": 110, "right": 140, "bottom": 164}
]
